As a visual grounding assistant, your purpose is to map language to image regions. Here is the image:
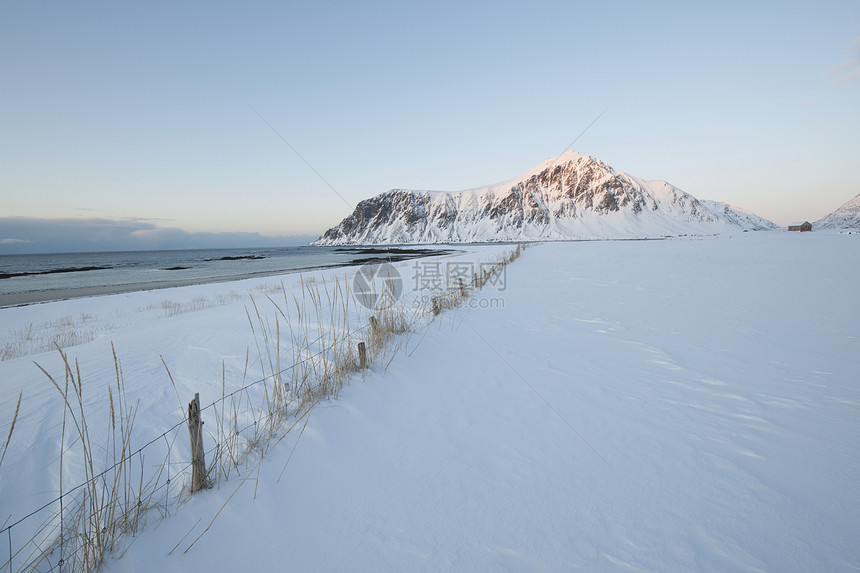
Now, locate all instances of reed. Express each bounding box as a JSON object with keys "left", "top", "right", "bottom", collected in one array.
[
  {"left": 27, "top": 344, "right": 170, "bottom": 572},
  {"left": 144, "top": 291, "right": 241, "bottom": 318},
  {"left": 1, "top": 313, "right": 113, "bottom": 361},
  {"left": 0, "top": 391, "right": 21, "bottom": 470},
  {"left": 5, "top": 246, "right": 528, "bottom": 571}
]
